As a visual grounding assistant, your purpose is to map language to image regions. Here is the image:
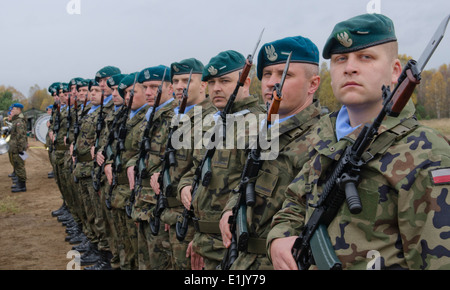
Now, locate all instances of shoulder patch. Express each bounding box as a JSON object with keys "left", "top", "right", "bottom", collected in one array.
[{"left": 430, "top": 168, "right": 450, "bottom": 185}]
